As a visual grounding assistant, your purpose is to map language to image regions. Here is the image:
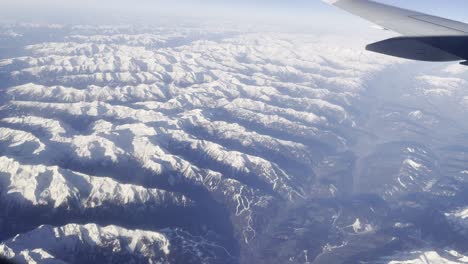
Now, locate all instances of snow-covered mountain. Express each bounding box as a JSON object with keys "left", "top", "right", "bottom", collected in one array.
[
  {"left": 1, "top": 223, "right": 233, "bottom": 264},
  {"left": 0, "top": 22, "right": 467, "bottom": 263},
  {"left": 378, "top": 250, "right": 468, "bottom": 264}
]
